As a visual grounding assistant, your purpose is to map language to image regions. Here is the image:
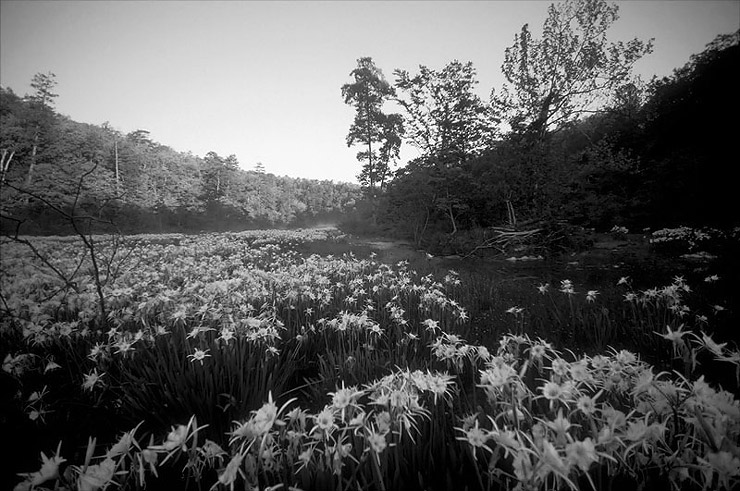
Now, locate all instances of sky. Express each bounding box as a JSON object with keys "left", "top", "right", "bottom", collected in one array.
[{"left": 1, "top": 1, "right": 738, "bottom": 184}]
